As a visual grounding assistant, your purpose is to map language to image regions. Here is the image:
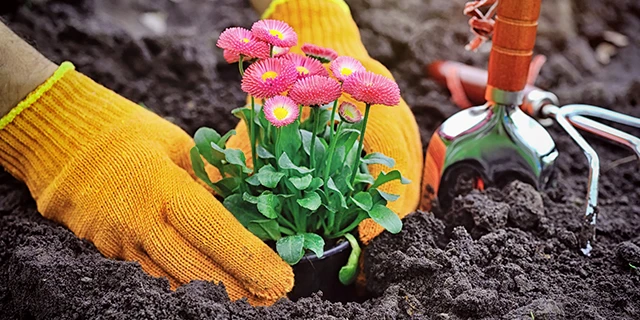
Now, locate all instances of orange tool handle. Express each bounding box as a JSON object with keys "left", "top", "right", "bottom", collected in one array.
[{"left": 486, "top": 0, "right": 541, "bottom": 97}]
